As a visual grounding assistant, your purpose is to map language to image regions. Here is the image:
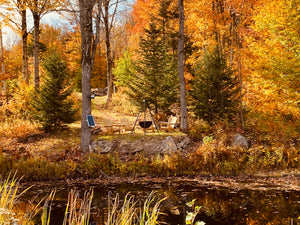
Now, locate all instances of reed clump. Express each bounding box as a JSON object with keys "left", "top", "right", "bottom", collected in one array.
[
  {"left": 1, "top": 174, "right": 166, "bottom": 225},
  {"left": 62, "top": 190, "right": 93, "bottom": 225},
  {"left": 0, "top": 173, "right": 20, "bottom": 225},
  {"left": 43, "top": 190, "right": 165, "bottom": 225},
  {"left": 106, "top": 191, "right": 166, "bottom": 225},
  {"left": 0, "top": 173, "right": 40, "bottom": 225}
]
